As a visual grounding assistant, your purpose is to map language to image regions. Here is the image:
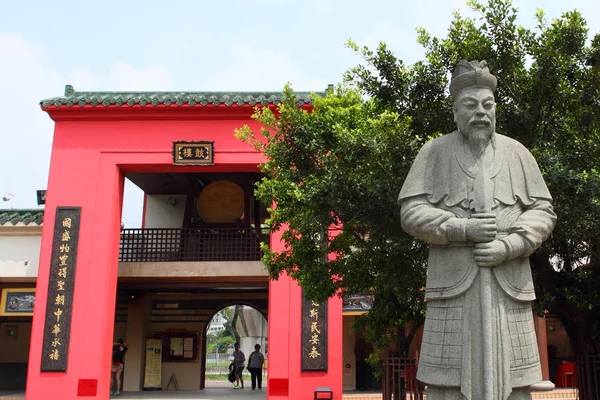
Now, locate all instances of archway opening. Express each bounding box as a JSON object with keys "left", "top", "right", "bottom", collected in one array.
[{"left": 202, "top": 303, "right": 267, "bottom": 394}]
